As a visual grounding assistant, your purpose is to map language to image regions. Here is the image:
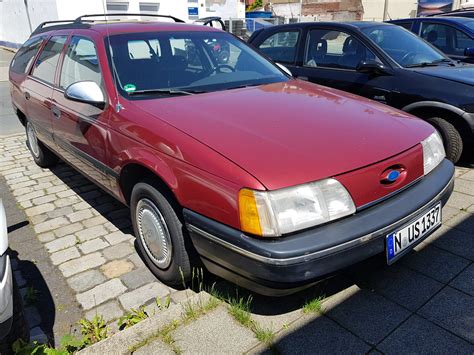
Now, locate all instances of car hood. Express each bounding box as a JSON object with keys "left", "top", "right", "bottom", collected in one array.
[
  {"left": 136, "top": 80, "right": 433, "bottom": 190},
  {"left": 411, "top": 64, "right": 474, "bottom": 86}
]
